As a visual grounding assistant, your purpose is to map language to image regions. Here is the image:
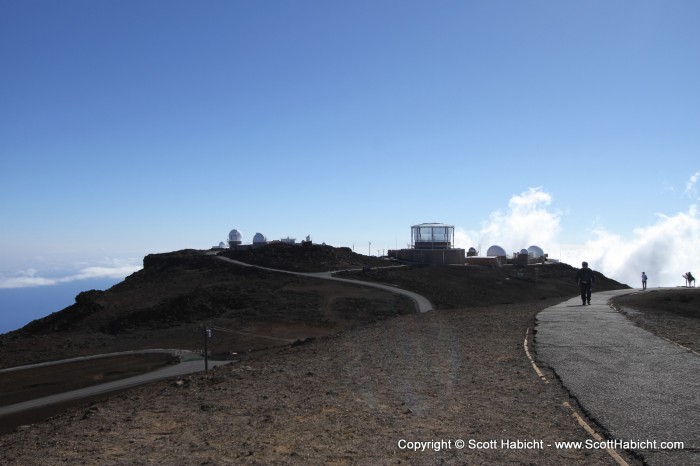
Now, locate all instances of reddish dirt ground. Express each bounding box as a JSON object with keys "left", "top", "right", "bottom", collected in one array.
[
  {"left": 4, "top": 248, "right": 688, "bottom": 464},
  {"left": 1, "top": 296, "right": 657, "bottom": 465}
]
